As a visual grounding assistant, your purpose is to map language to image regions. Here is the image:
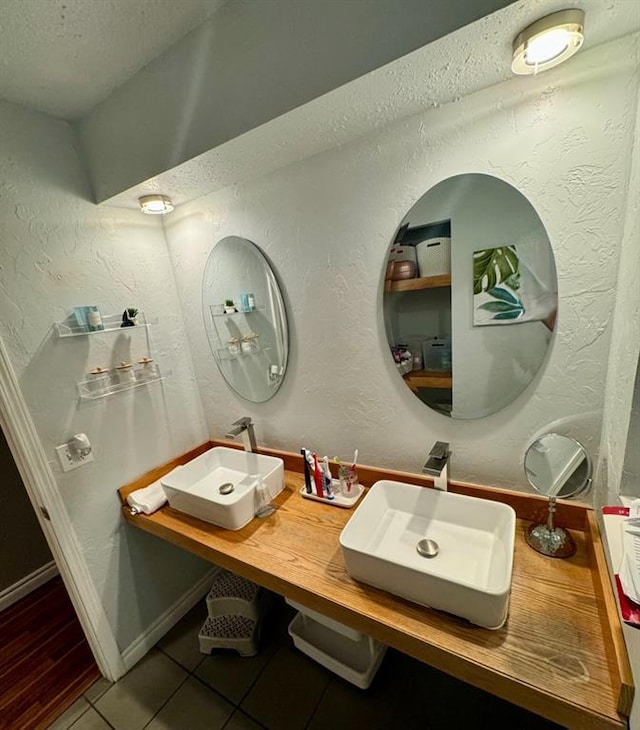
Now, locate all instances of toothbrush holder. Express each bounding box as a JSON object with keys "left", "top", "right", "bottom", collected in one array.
[{"left": 338, "top": 465, "right": 358, "bottom": 496}]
